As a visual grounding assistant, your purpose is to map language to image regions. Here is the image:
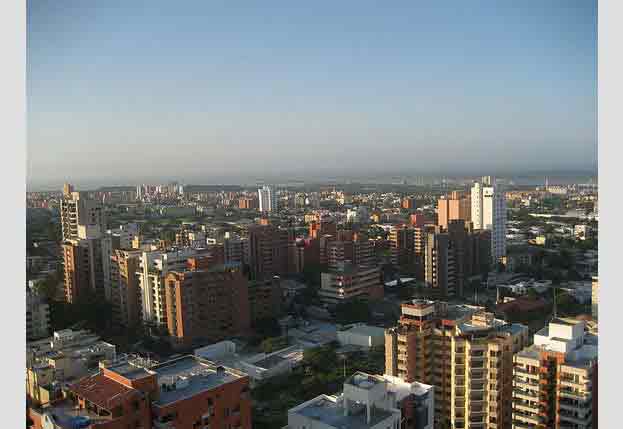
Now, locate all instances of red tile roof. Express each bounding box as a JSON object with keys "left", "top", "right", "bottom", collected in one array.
[{"left": 69, "top": 373, "right": 138, "bottom": 410}]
